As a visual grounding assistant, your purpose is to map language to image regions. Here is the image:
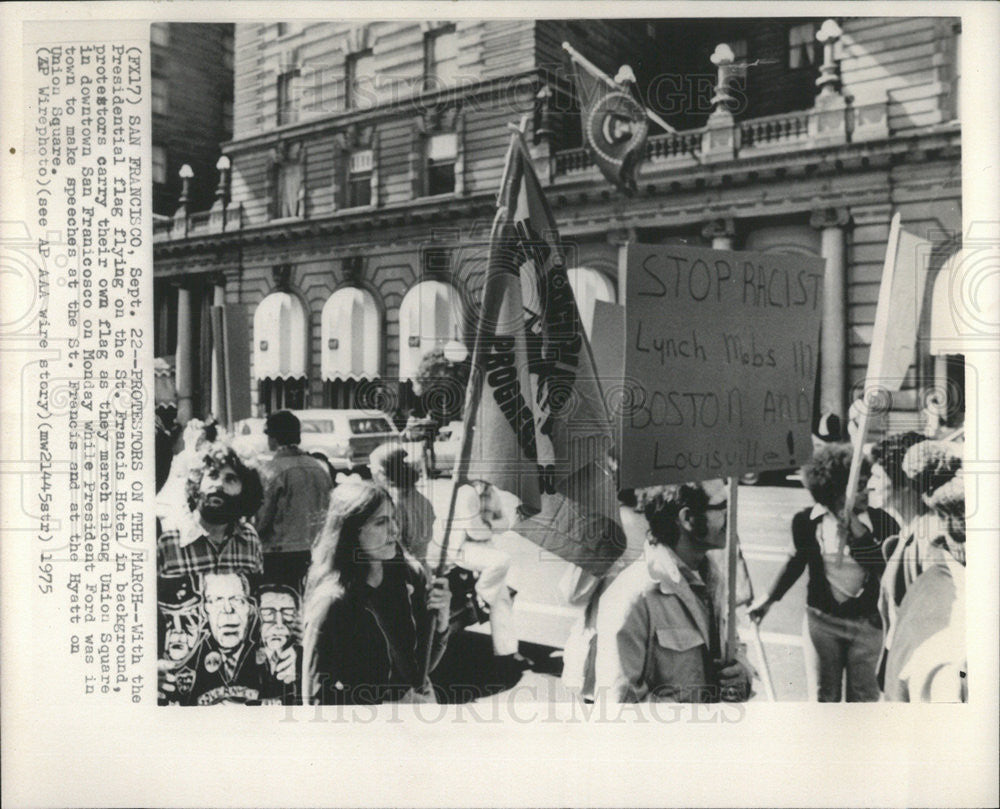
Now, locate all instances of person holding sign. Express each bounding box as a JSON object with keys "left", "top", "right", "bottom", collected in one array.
[
  {"left": 750, "top": 444, "right": 896, "bottom": 702},
  {"left": 593, "top": 480, "right": 753, "bottom": 703}
]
